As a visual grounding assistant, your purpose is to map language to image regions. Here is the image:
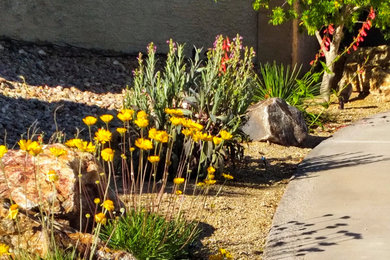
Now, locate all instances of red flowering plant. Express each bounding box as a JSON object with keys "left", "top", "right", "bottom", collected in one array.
[{"left": 252, "top": 1, "right": 390, "bottom": 102}]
